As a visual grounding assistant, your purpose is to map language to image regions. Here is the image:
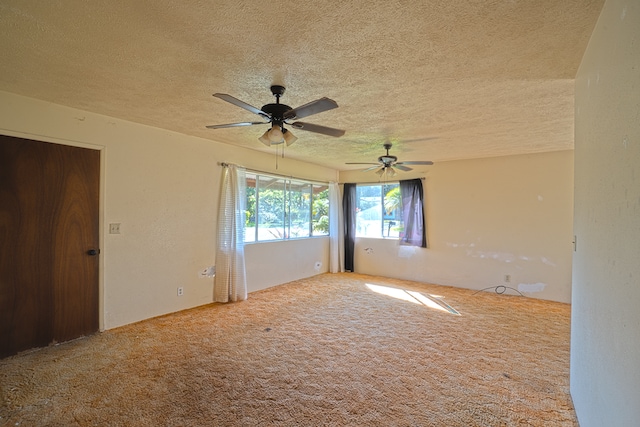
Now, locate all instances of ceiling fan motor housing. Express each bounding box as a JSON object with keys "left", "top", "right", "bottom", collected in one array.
[
  {"left": 262, "top": 85, "right": 290, "bottom": 127},
  {"left": 261, "top": 103, "right": 291, "bottom": 125},
  {"left": 379, "top": 155, "right": 397, "bottom": 165}
]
